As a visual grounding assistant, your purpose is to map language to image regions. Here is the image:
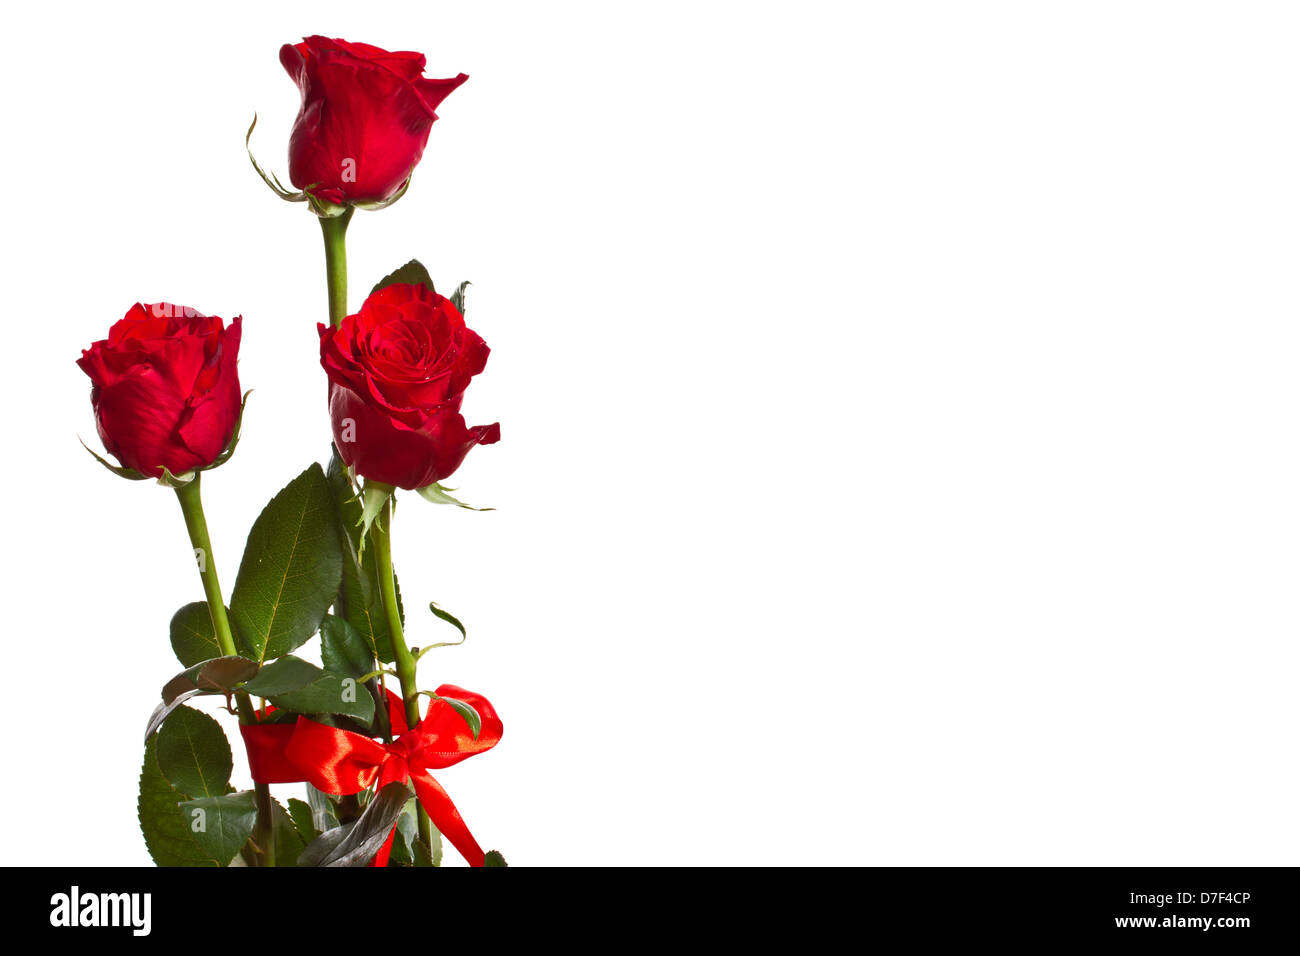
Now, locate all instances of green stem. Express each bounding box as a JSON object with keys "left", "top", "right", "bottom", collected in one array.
[
  {"left": 371, "top": 491, "right": 434, "bottom": 854},
  {"left": 174, "top": 476, "right": 276, "bottom": 868},
  {"left": 319, "top": 208, "right": 354, "bottom": 328}
]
